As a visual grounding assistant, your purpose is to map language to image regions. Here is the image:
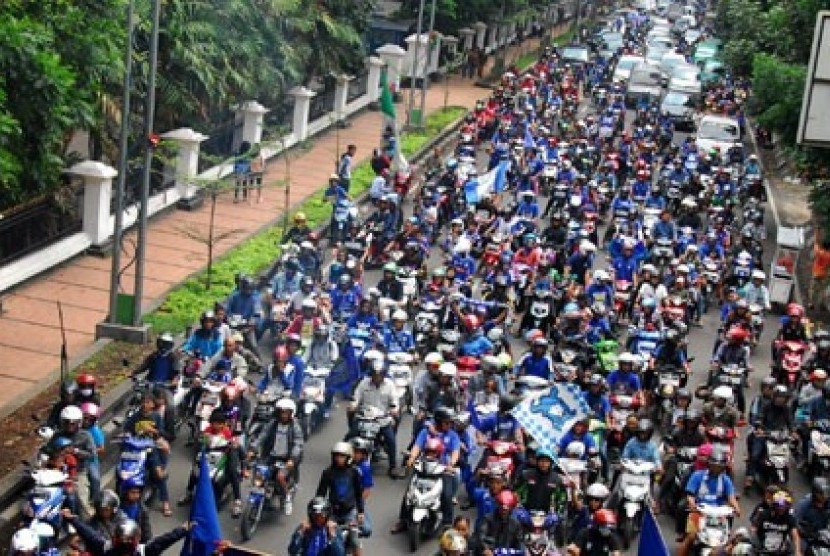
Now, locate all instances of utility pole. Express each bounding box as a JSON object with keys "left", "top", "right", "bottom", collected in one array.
[
  {"left": 406, "top": 0, "right": 426, "bottom": 129},
  {"left": 495, "top": 0, "right": 508, "bottom": 74},
  {"left": 418, "top": 0, "right": 437, "bottom": 127},
  {"left": 133, "top": 0, "right": 161, "bottom": 325},
  {"left": 108, "top": 0, "right": 134, "bottom": 325}
]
